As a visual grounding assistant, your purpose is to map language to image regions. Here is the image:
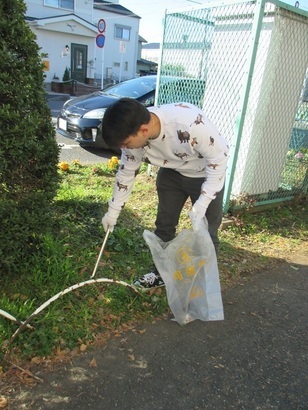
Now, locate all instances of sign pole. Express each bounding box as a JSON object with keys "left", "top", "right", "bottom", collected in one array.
[
  {"left": 101, "top": 47, "right": 104, "bottom": 87},
  {"left": 97, "top": 19, "right": 106, "bottom": 88},
  {"left": 119, "top": 52, "right": 123, "bottom": 83},
  {"left": 119, "top": 41, "right": 126, "bottom": 83}
]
